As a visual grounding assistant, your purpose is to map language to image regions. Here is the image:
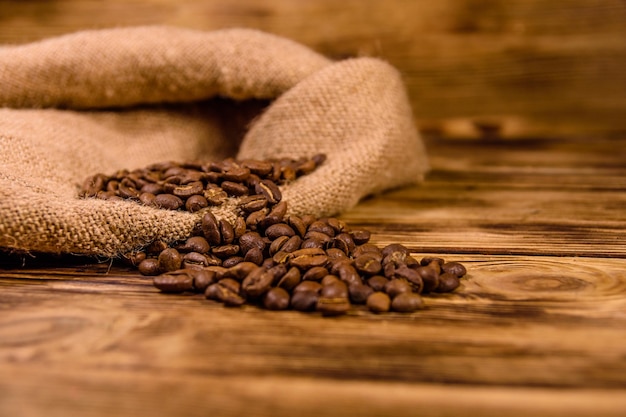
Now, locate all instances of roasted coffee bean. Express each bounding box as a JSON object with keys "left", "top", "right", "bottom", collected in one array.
[
  {"left": 436, "top": 273, "right": 461, "bottom": 293},
  {"left": 153, "top": 270, "right": 194, "bottom": 293},
  {"left": 173, "top": 181, "right": 203, "bottom": 197},
  {"left": 354, "top": 254, "right": 383, "bottom": 276},
  {"left": 146, "top": 239, "right": 169, "bottom": 255},
  {"left": 333, "top": 261, "right": 362, "bottom": 286},
  {"left": 117, "top": 182, "right": 139, "bottom": 199},
  {"left": 321, "top": 279, "right": 349, "bottom": 299},
  {"left": 238, "top": 195, "right": 268, "bottom": 213},
  {"left": 302, "top": 266, "right": 329, "bottom": 281},
  {"left": 391, "top": 293, "right": 424, "bottom": 313},
  {"left": 320, "top": 274, "right": 341, "bottom": 286},
  {"left": 205, "top": 265, "right": 229, "bottom": 280},
  {"left": 290, "top": 253, "right": 329, "bottom": 270},
  {"left": 381, "top": 243, "right": 410, "bottom": 258},
  {"left": 265, "top": 223, "right": 295, "bottom": 240},
  {"left": 219, "top": 220, "right": 235, "bottom": 244},
  {"left": 442, "top": 262, "right": 467, "bottom": 278},
  {"left": 182, "top": 252, "right": 211, "bottom": 269},
  {"left": 300, "top": 238, "right": 324, "bottom": 249},
  {"left": 333, "top": 233, "right": 355, "bottom": 254},
  {"left": 268, "top": 200, "right": 288, "bottom": 221},
  {"left": 351, "top": 229, "right": 371, "bottom": 245},
  {"left": 293, "top": 280, "right": 322, "bottom": 294},
  {"left": 366, "top": 292, "right": 391, "bottom": 313},
  {"left": 421, "top": 256, "right": 445, "bottom": 267},
  {"left": 395, "top": 265, "right": 424, "bottom": 293},
  {"left": 154, "top": 193, "right": 183, "bottom": 210},
  {"left": 233, "top": 216, "right": 247, "bottom": 238},
  {"left": 211, "top": 244, "right": 240, "bottom": 258},
  {"left": 139, "top": 192, "right": 156, "bottom": 206},
  {"left": 352, "top": 243, "right": 382, "bottom": 258},
  {"left": 290, "top": 291, "right": 319, "bottom": 312},
  {"left": 222, "top": 166, "right": 250, "bottom": 182},
  {"left": 185, "top": 194, "right": 209, "bottom": 212},
  {"left": 349, "top": 283, "right": 374, "bottom": 304},
  {"left": 255, "top": 179, "right": 281, "bottom": 204},
  {"left": 246, "top": 209, "right": 267, "bottom": 230},
  {"left": 221, "top": 181, "right": 249, "bottom": 197},
  {"left": 138, "top": 258, "right": 161, "bottom": 276},
  {"left": 203, "top": 187, "right": 228, "bottom": 206},
  {"left": 326, "top": 217, "right": 346, "bottom": 234},
  {"left": 263, "top": 287, "right": 290, "bottom": 310},
  {"left": 277, "top": 267, "right": 301, "bottom": 291},
  {"left": 384, "top": 279, "right": 413, "bottom": 298},
  {"left": 226, "top": 261, "right": 260, "bottom": 282},
  {"left": 122, "top": 251, "right": 146, "bottom": 267},
  {"left": 206, "top": 280, "right": 245, "bottom": 307},
  {"left": 367, "top": 275, "right": 389, "bottom": 292},
  {"left": 244, "top": 246, "right": 264, "bottom": 265},
  {"left": 316, "top": 297, "right": 350, "bottom": 316},
  {"left": 281, "top": 235, "right": 302, "bottom": 253},
  {"left": 242, "top": 266, "right": 275, "bottom": 298},
  {"left": 177, "top": 236, "right": 210, "bottom": 254},
  {"left": 286, "top": 215, "right": 307, "bottom": 237},
  {"left": 325, "top": 248, "right": 349, "bottom": 261},
  {"left": 269, "top": 235, "right": 289, "bottom": 256},
  {"left": 304, "top": 230, "right": 332, "bottom": 244},
  {"left": 308, "top": 221, "right": 335, "bottom": 237},
  {"left": 158, "top": 248, "right": 183, "bottom": 272},
  {"left": 222, "top": 256, "right": 244, "bottom": 268},
  {"left": 238, "top": 231, "right": 265, "bottom": 255},
  {"left": 192, "top": 269, "right": 217, "bottom": 292},
  {"left": 416, "top": 264, "right": 440, "bottom": 293},
  {"left": 201, "top": 212, "right": 222, "bottom": 245},
  {"left": 242, "top": 159, "right": 273, "bottom": 176}
]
